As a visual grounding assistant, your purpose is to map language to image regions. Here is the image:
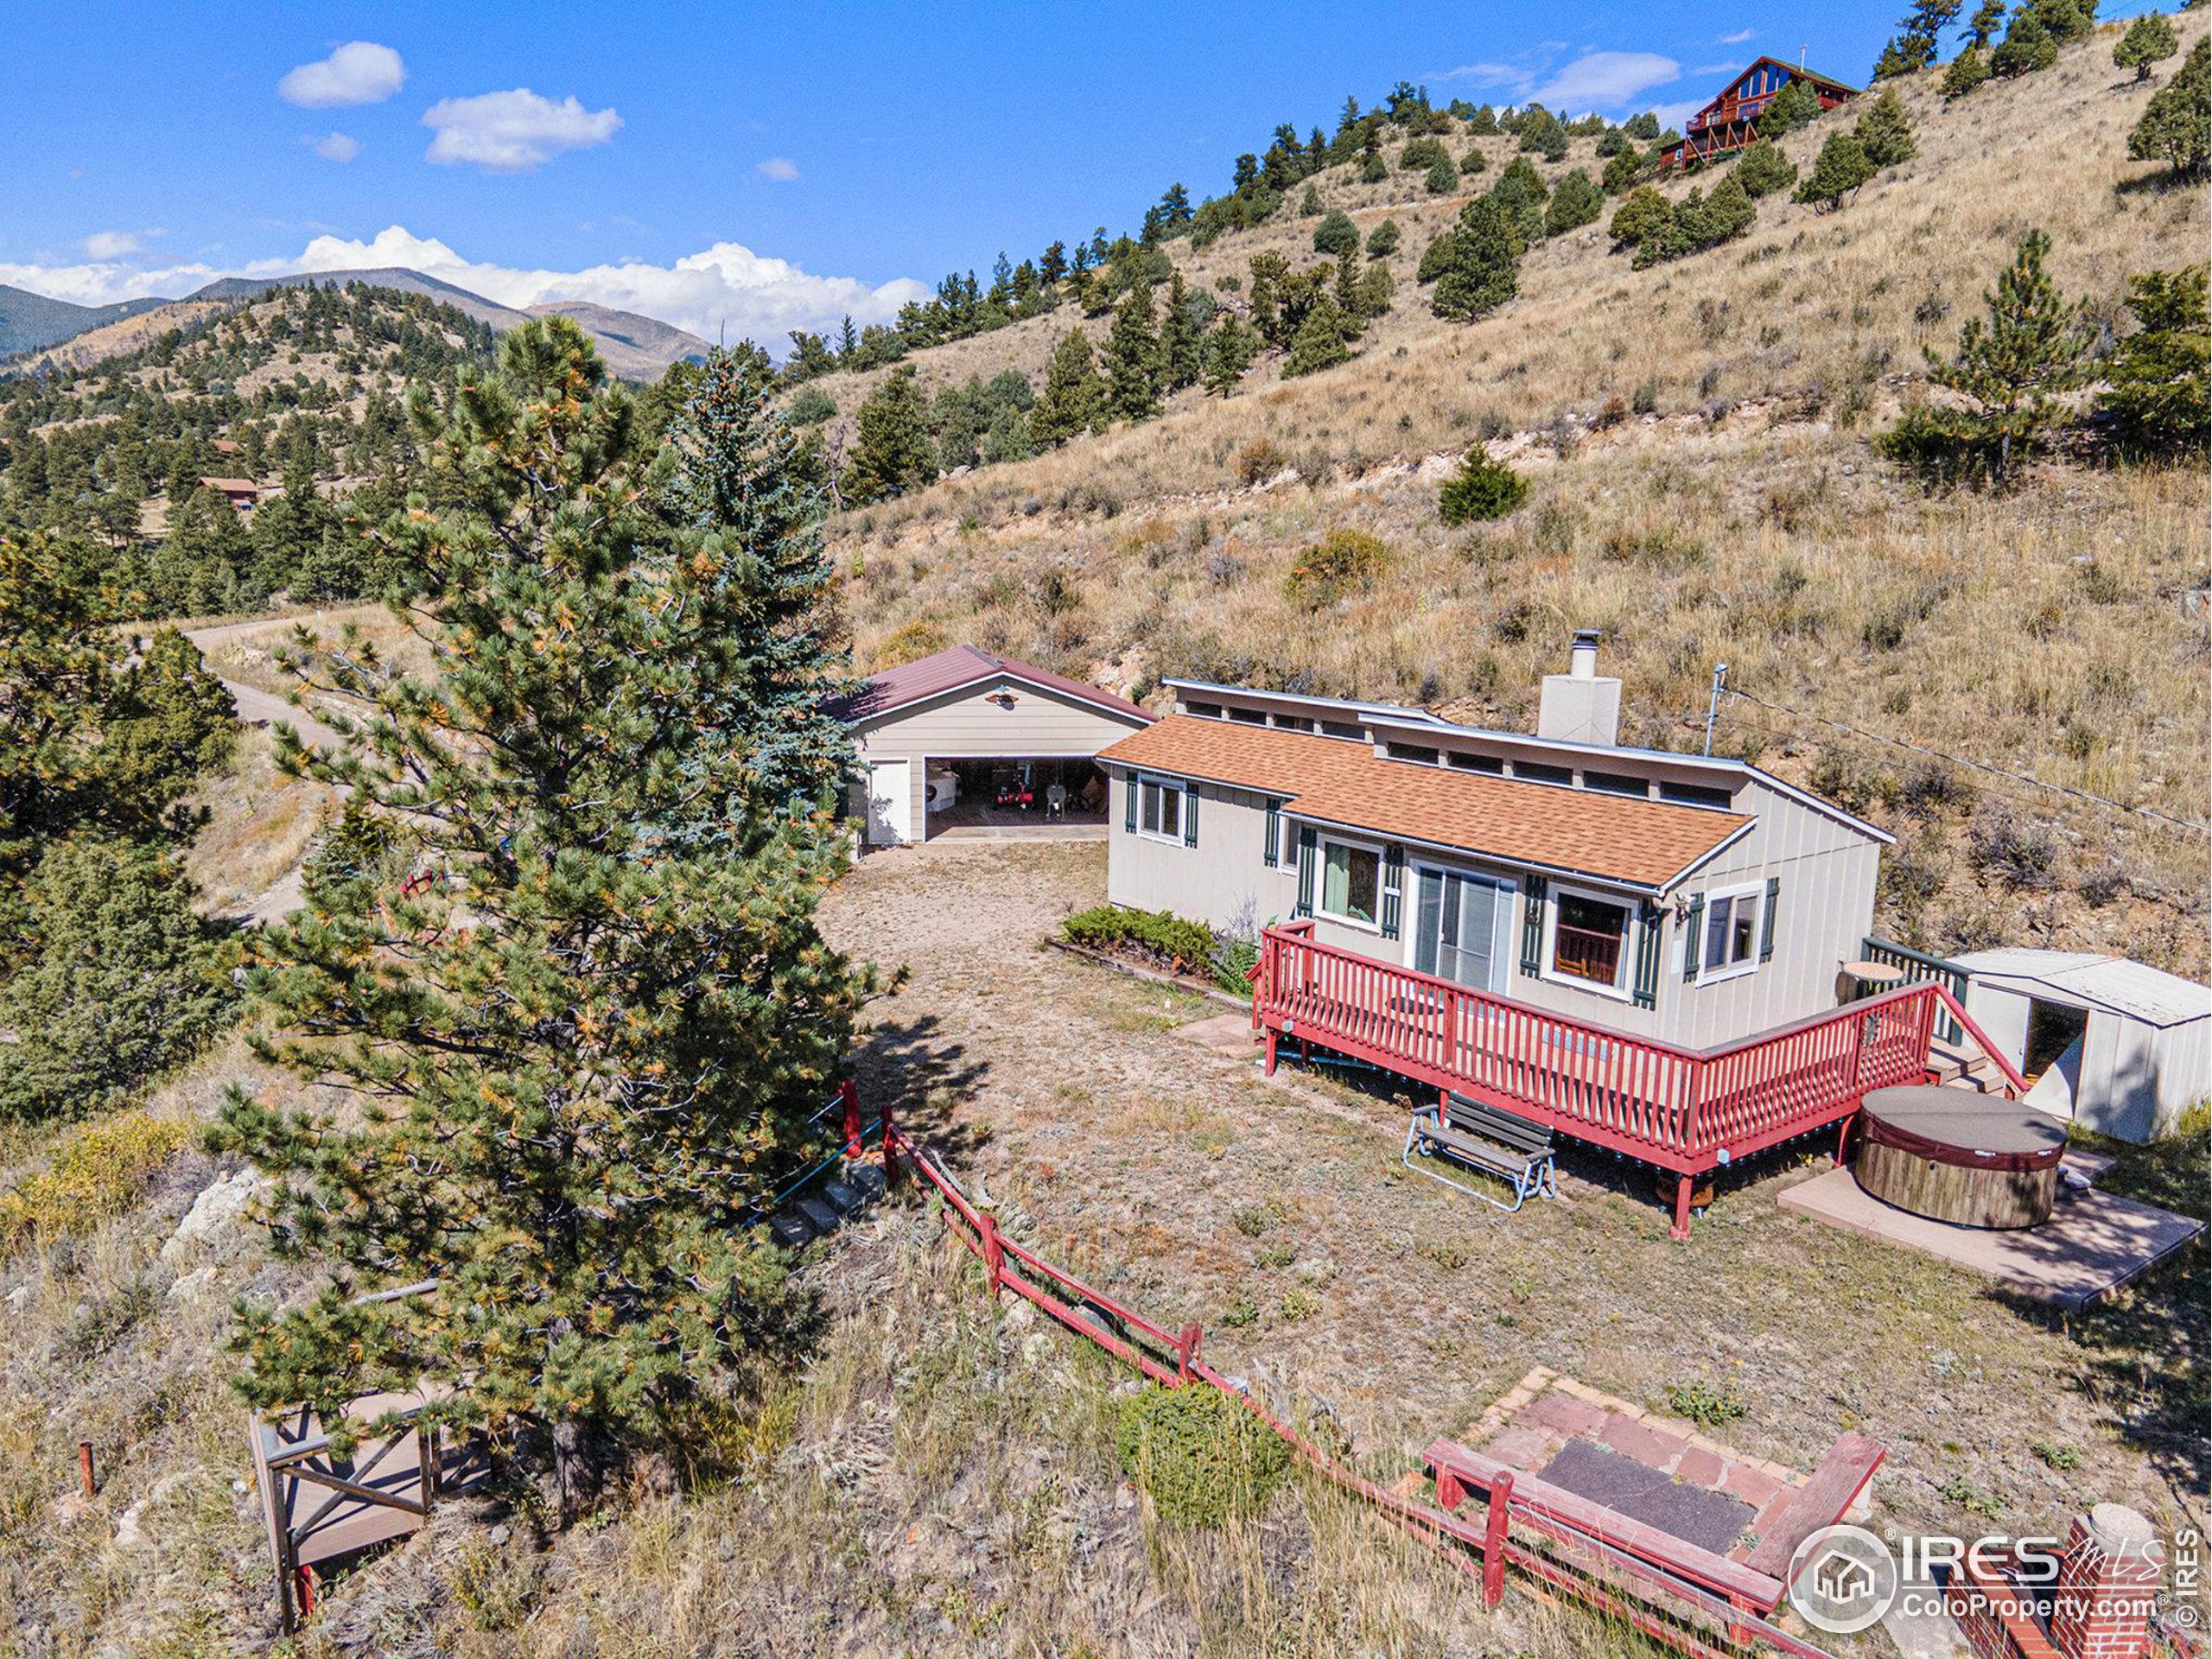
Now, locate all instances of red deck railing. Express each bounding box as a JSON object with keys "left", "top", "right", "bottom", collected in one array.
[{"left": 1250, "top": 922, "right": 2022, "bottom": 1233}]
